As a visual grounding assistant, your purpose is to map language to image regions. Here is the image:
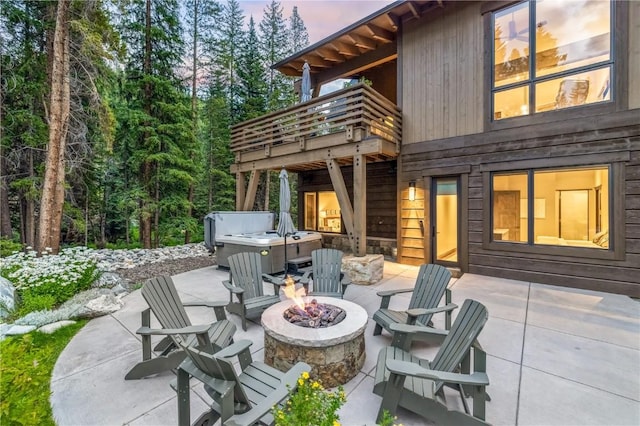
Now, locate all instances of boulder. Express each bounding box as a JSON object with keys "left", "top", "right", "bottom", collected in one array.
[
  {"left": 38, "top": 320, "right": 77, "bottom": 334},
  {"left": 341, "top": 254, "right": 384, "bottom": 285},
  {"left": 0, "top": 277, "right": 16, "bottom": 319}
]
